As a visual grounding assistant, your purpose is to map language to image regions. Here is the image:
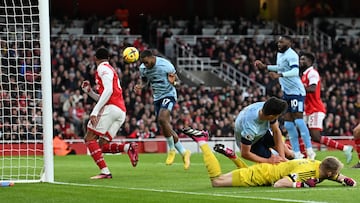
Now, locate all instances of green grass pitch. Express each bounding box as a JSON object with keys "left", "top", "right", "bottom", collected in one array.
[{"left": 1, "top": 151, "right": 359, "bottom": 203}]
